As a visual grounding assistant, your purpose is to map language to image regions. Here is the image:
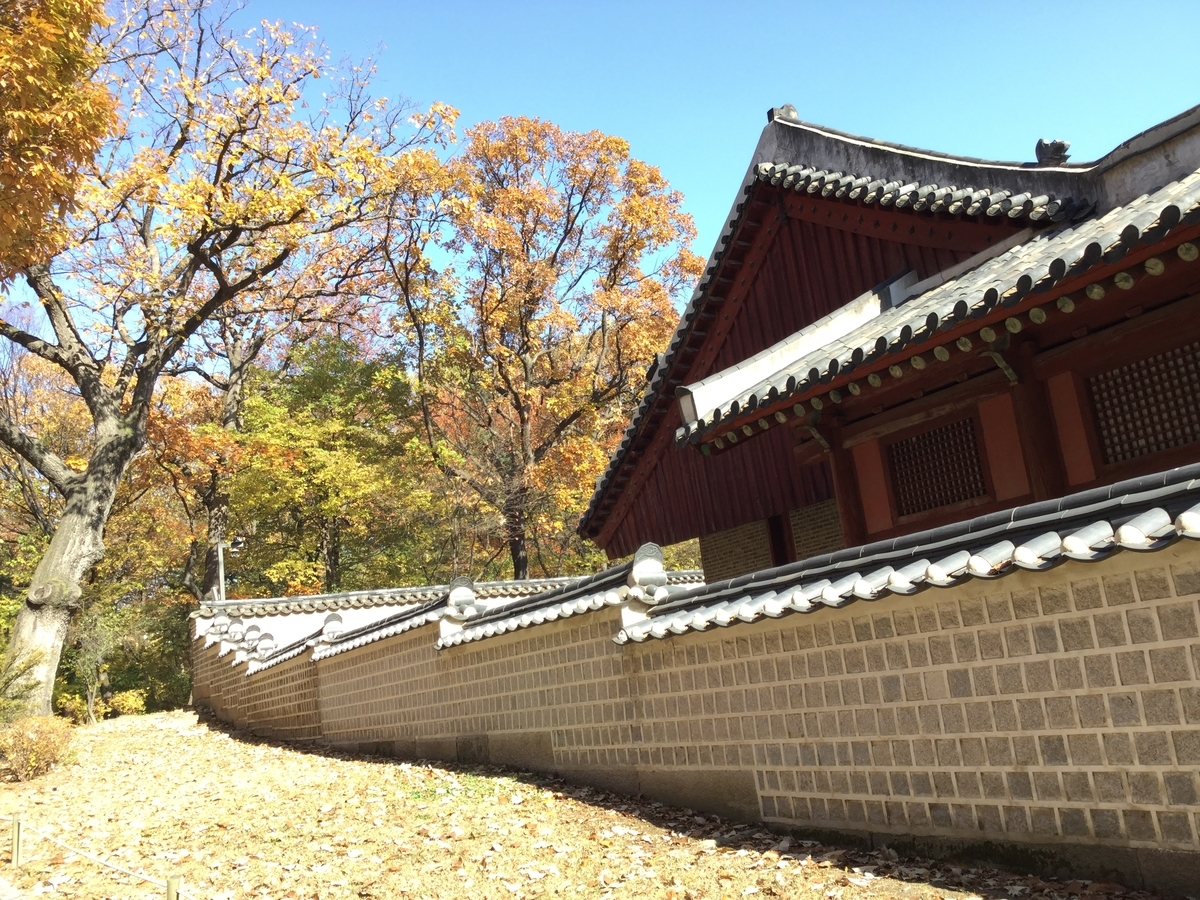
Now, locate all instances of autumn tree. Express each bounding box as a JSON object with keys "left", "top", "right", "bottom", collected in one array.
[
  {"left": 0, "top": 351, "right": 199, "bottom": 712},
  {"left": 0, "top": 0, "right": 454, "bottom": 712},
  {"left": 228, "top": 336, "right": 416, "bottom": 595},
  {"left": 388, "top": 118, "right": 702, "bottom": 579},
  {"left": 0, "top": 0, "right": 113, "bottom": 281},
  {"left": 171, "top": 239, "right": 395, "bottom": 601}
]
